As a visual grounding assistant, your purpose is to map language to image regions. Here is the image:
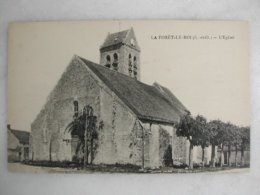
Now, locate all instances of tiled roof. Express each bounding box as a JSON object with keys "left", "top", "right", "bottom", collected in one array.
[
  {"left": 153, "top": 82, "right": 188, "bottom": 116},
  {"left": 9, "top": 129, "right": 30, "bottom": 145},
  {"left": 79, "top": 56, "right": 188, "bottom": 125}
]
